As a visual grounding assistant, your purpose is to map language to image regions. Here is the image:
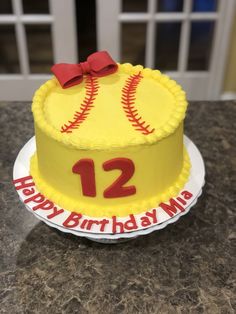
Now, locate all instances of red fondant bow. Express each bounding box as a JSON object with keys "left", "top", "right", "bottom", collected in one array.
[{"left": 51, "top": 51, "right": 118, "bottom": 89}]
